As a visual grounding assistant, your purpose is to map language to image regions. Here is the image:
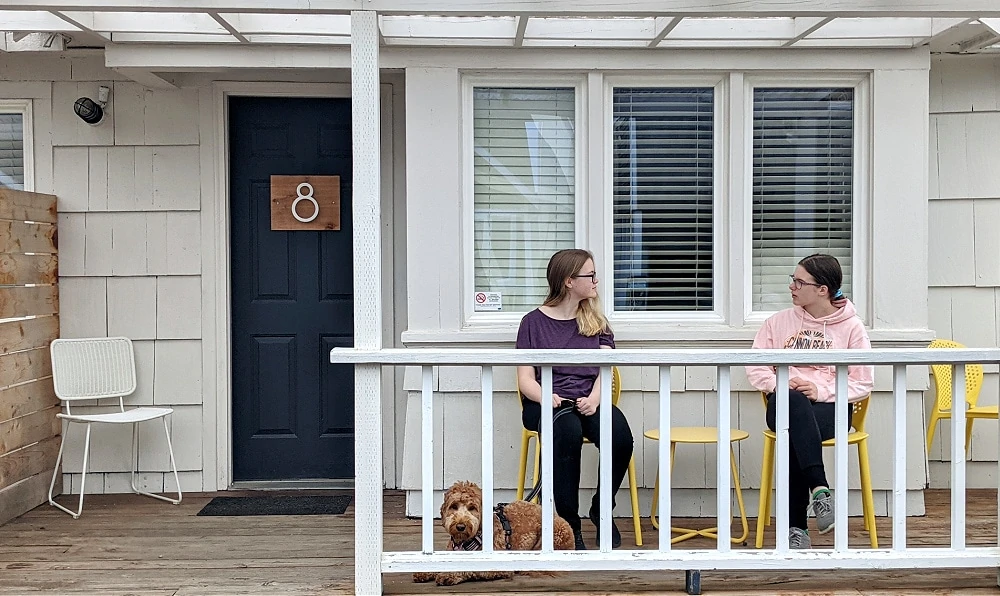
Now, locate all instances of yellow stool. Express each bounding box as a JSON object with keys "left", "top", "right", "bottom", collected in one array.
[{"left": 644, "top": 427, "right": 750, "bottom": 545}]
